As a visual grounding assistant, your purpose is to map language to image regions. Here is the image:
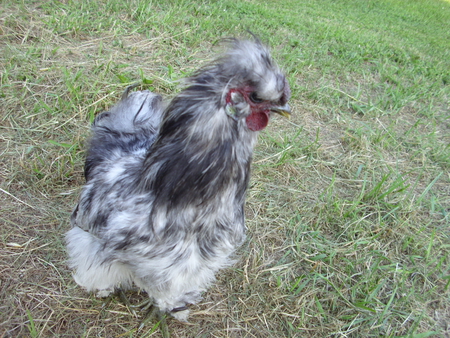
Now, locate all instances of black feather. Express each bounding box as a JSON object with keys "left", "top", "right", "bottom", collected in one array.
[{"left": 66, "top": 39, "right": 291, "bottom": 321}]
